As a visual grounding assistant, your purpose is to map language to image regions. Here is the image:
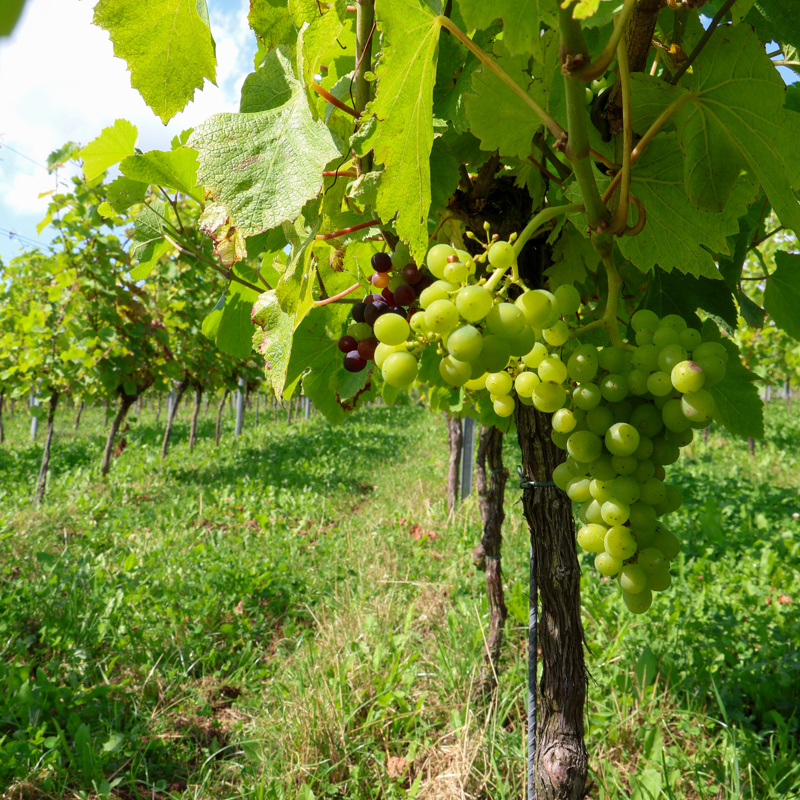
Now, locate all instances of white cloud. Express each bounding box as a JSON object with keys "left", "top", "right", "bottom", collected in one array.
[{"left": 0, "top": 0, "right": 254, "bottom": 261}]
